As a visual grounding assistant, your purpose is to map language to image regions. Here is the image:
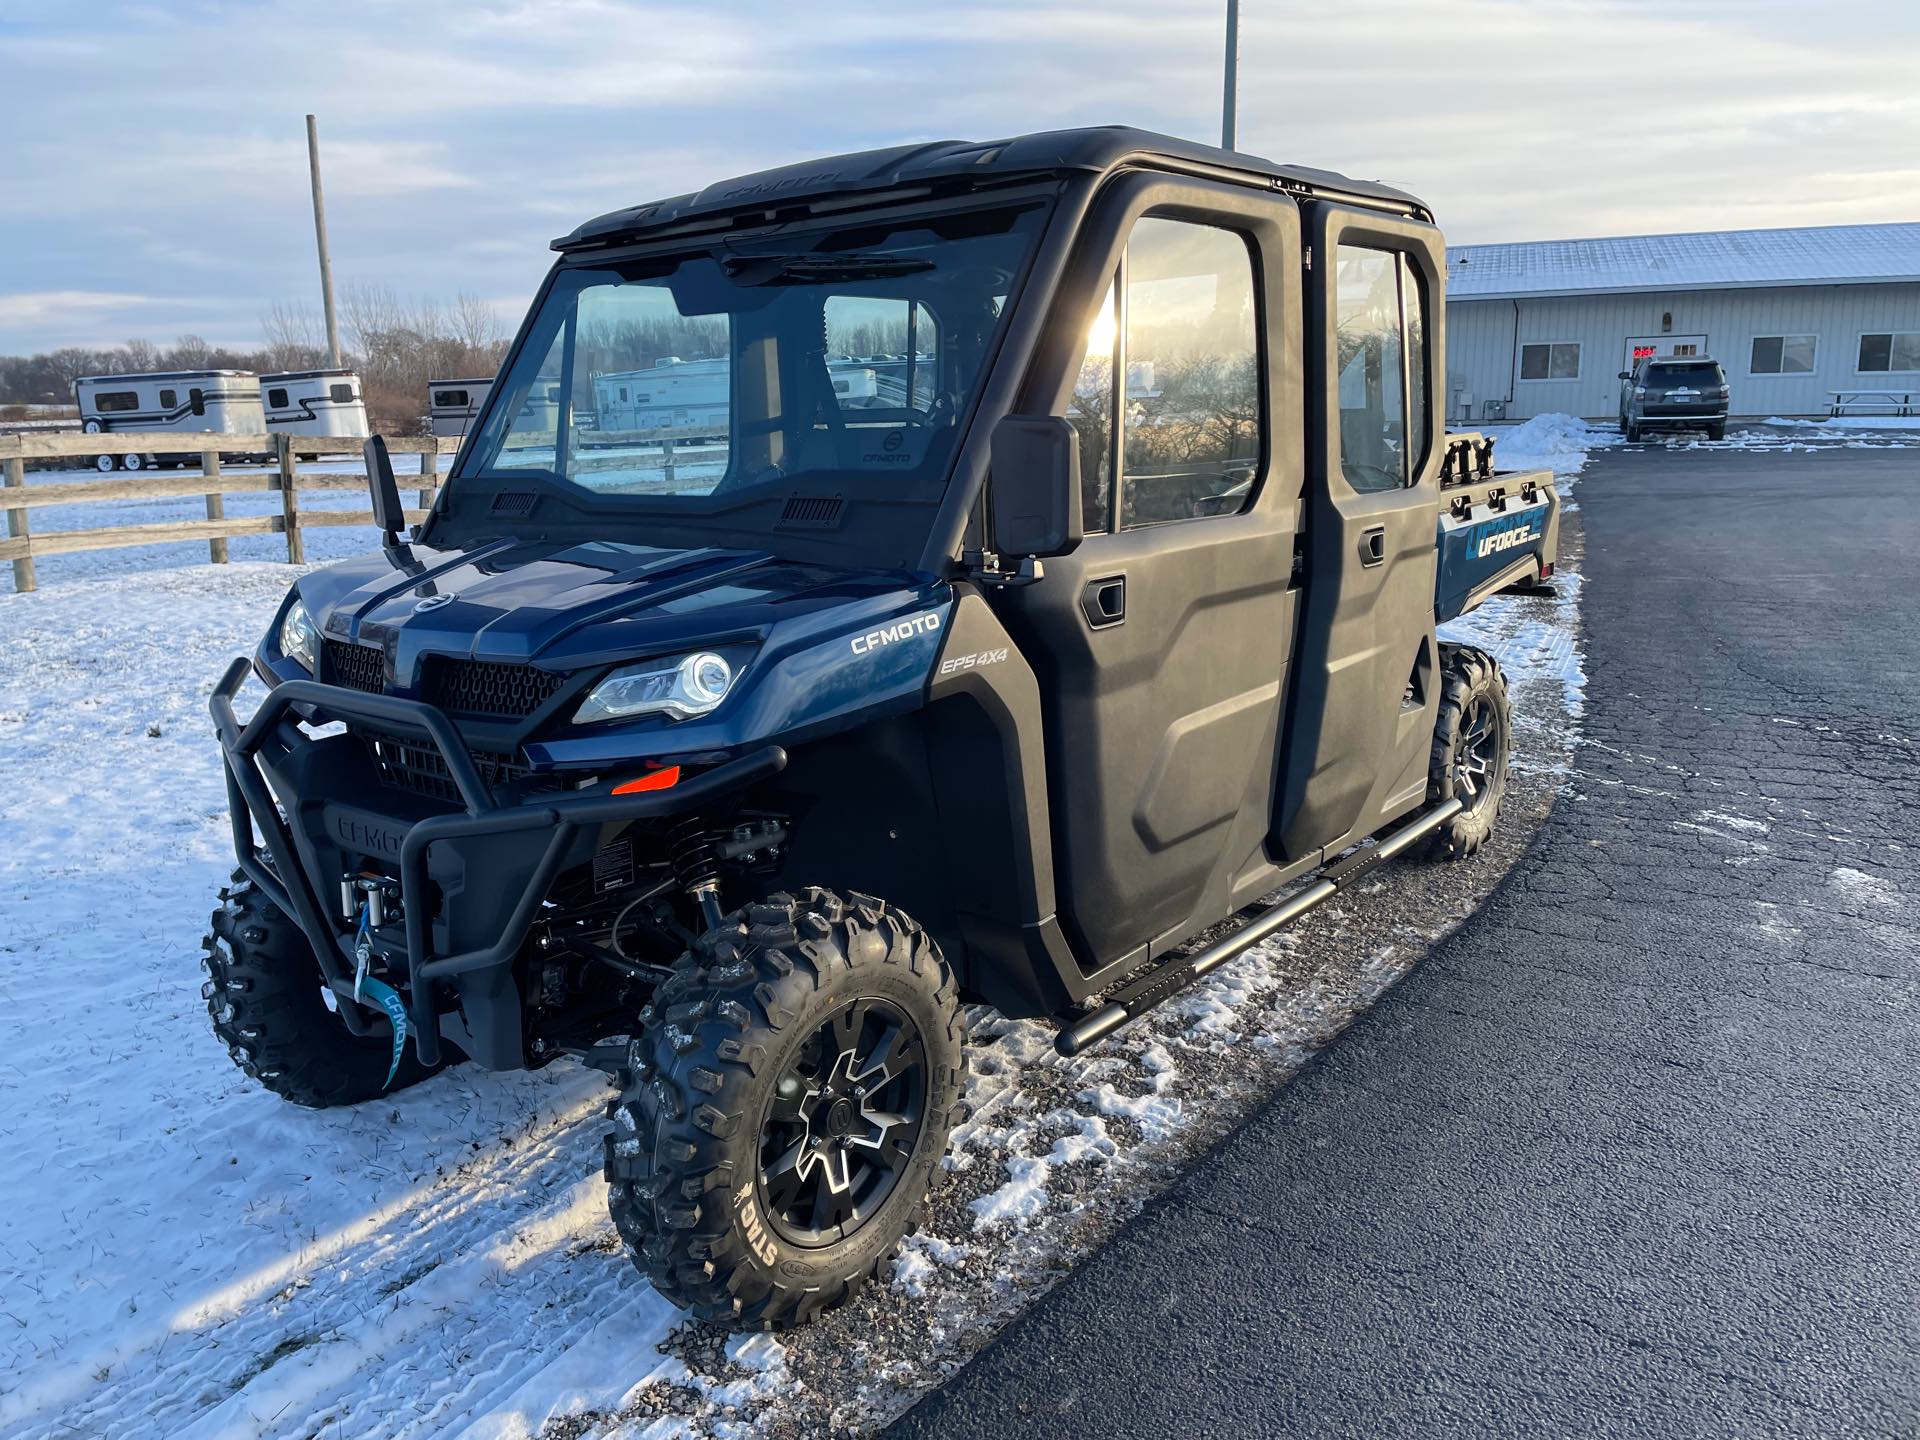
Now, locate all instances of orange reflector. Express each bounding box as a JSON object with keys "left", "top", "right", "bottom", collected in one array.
[{"left": 613, "top": 765, "right": 681, "bottom": 795}]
